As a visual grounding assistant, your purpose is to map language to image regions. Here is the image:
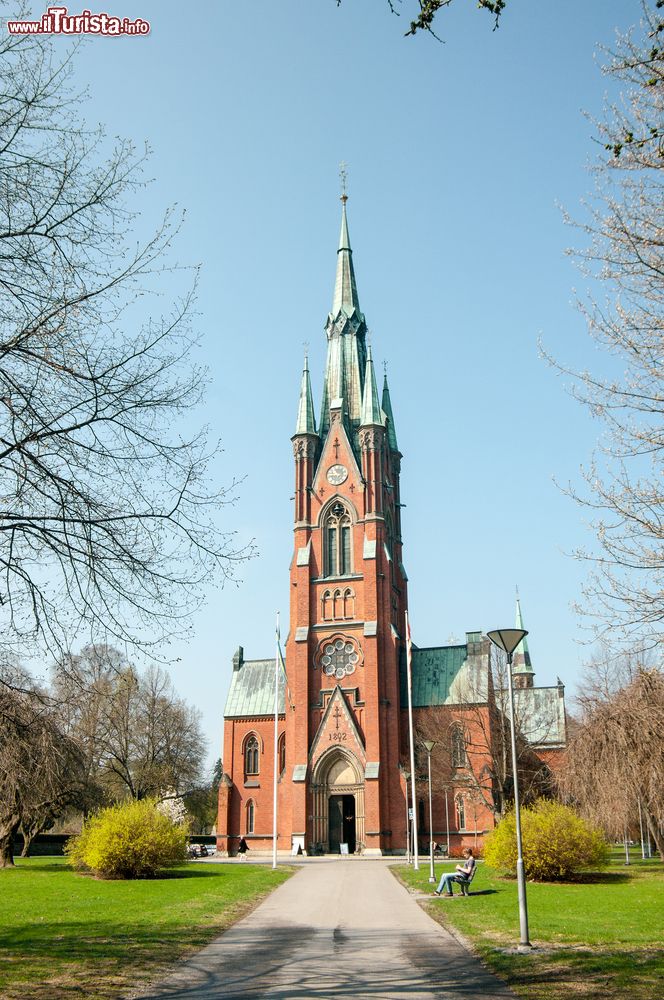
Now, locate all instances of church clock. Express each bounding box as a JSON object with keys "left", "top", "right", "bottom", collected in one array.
[{"left": 326, "top": 464, "right": 348, "bottom": 486}]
